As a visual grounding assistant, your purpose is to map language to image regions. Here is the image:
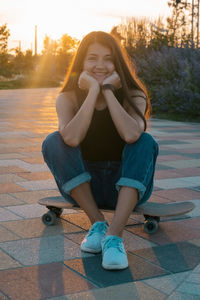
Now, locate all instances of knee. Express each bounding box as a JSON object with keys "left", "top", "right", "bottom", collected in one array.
[
  {"left": 42, "top": 131, "right": 81, "bottom": 159},
  {"left": 141, "top": 132, "right": 158, "bottom": 146},
  {"left": 123, "top": 132, "right": 159, "bottom": 156},
  {"left": 42, "top": 131, "right": 61, "bottom": 154},
  {"left": 140, "top": 132, "right": 159, "bottom": 156}
]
